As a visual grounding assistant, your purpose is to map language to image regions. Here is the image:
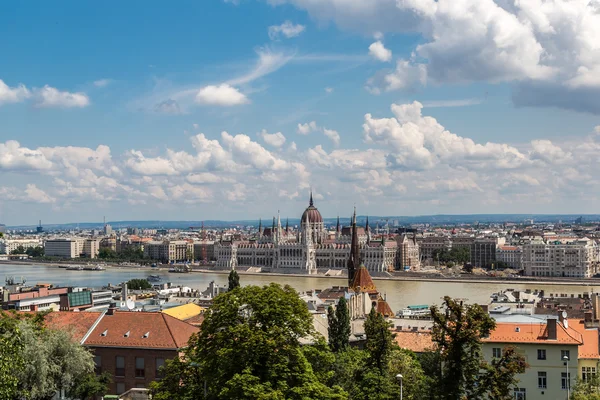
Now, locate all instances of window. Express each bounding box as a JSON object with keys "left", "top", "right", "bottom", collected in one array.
[
  {"left": 115, "top": 356, "right": 125, "bottom": 377},
  {"left": 156, "top": 358, "right": 165, "bottom": 379},
  {"left": 492, "top": 348, "right": 502, "bottom": 358},
  {"left": 561, "top": 372, "right": 571, "bottom": 390},
  {"left": 583, "top": 367, "right": 597, "bottom": 382},
  {"left": 561, "top": 350, "right": 570, "bottom": 360},
  {"left": 538, "top": 372, "right": 547, "bottom": 389},
  {"left": 537, "top": 349, "right": 546, "bottom": 360},
  {"left": 135, "top": 357, "right": 145, "bottom": 378},
  {"left": 93, "top": 355, "right": 102, "bottom": 373},
  {"left": 116, "top": 382, "right": 125, "bottom": 395},
  {"left": 513, "top": 388, "right": 526, "bottom": 400}
]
